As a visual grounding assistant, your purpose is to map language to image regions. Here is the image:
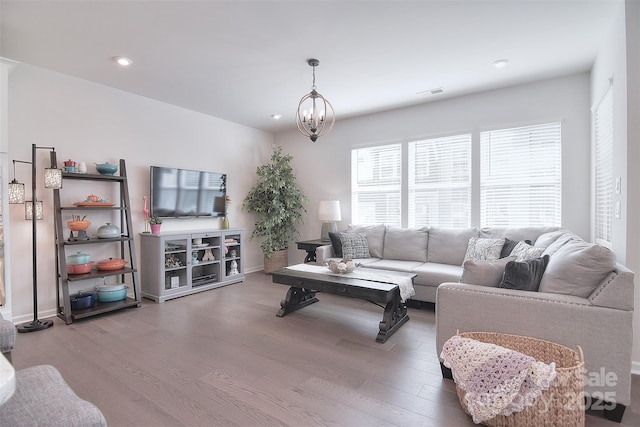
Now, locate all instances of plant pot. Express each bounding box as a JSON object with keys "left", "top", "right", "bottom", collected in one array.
[
  {"left": 150, "top": 224, "right": 161, "bottom": 234},
  {"left": 263, "top": 249, "right": 288, "bottom": 274}
]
